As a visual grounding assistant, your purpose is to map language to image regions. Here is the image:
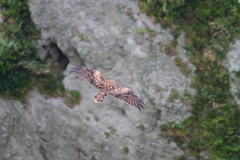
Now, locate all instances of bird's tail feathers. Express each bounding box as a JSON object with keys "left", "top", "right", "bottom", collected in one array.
[{"left": 94, "top": 91, "right": 107, "bottom": 103}]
